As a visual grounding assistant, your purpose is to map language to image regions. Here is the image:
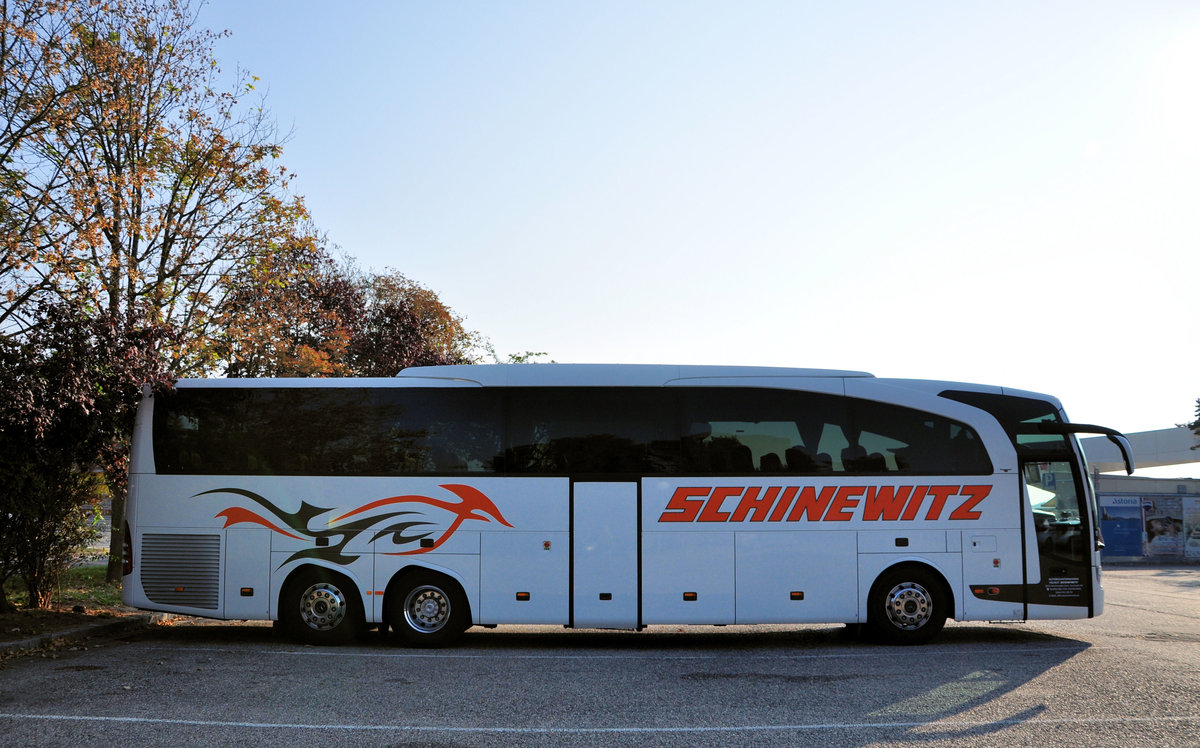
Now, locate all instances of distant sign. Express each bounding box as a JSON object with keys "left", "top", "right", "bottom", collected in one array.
[{"left": 1099, "top": 496, "right": 1142, "bottom": 557}]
